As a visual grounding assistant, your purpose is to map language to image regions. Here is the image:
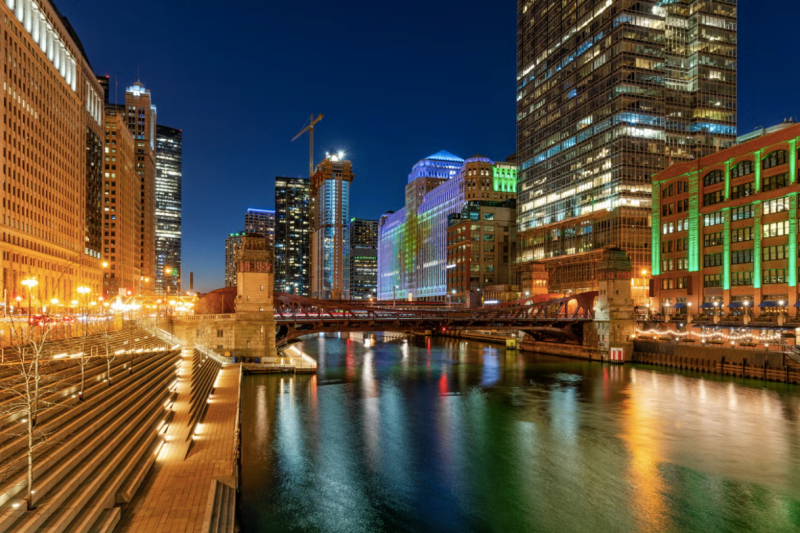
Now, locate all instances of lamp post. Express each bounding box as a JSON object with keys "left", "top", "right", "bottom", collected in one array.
[
  {"left": 21, "top": 278, "right": 38, "bottom": 325},
  {"left": 77, "top": 286, "right": 91, "bottom": 325}
]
